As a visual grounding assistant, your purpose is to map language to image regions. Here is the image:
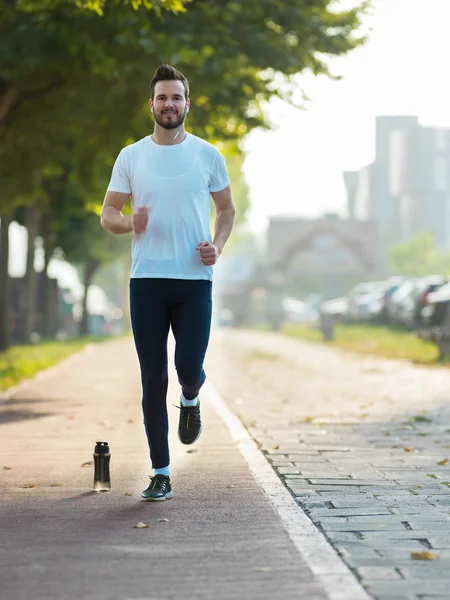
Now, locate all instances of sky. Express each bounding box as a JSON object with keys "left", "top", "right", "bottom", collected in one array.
[
  {"left": 10, "top": 0, "right": 450, "bottom": 289},
  {"left": 243, "top": 0, "right": 450, "bottom": 232}
]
